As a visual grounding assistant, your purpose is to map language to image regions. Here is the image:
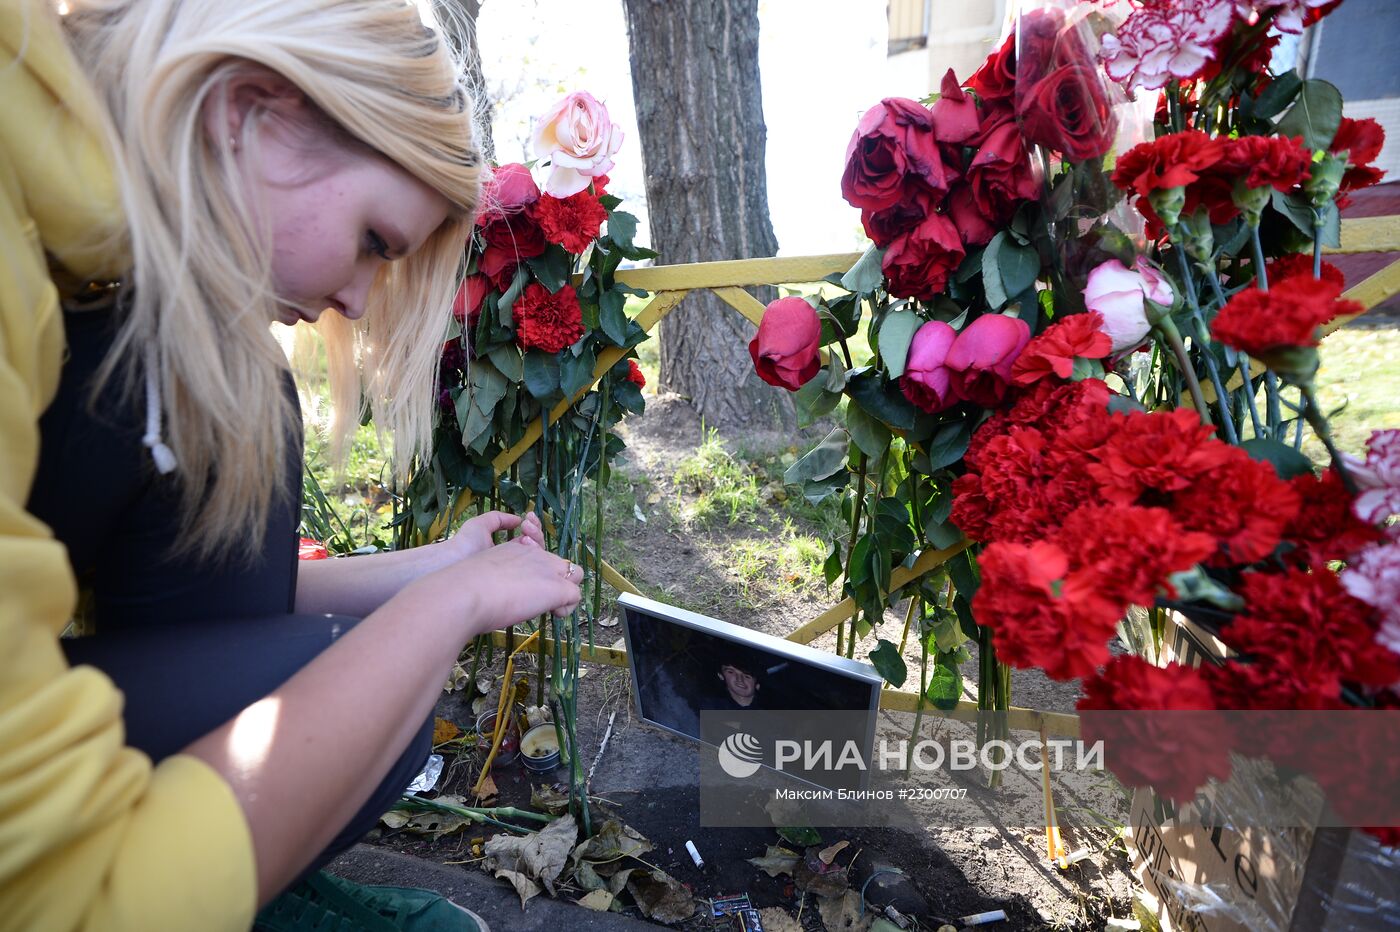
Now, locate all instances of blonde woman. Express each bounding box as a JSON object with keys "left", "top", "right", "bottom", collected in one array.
[{"left": 0, "top": 1, "right": 581, "bottom": 929}]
